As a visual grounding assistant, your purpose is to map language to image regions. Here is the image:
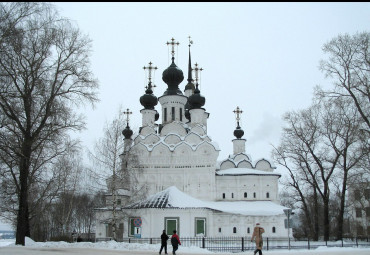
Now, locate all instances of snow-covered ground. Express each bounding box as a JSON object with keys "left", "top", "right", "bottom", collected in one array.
[{"left": 0, "top": 238, "right": 370, "bottom": 255}]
